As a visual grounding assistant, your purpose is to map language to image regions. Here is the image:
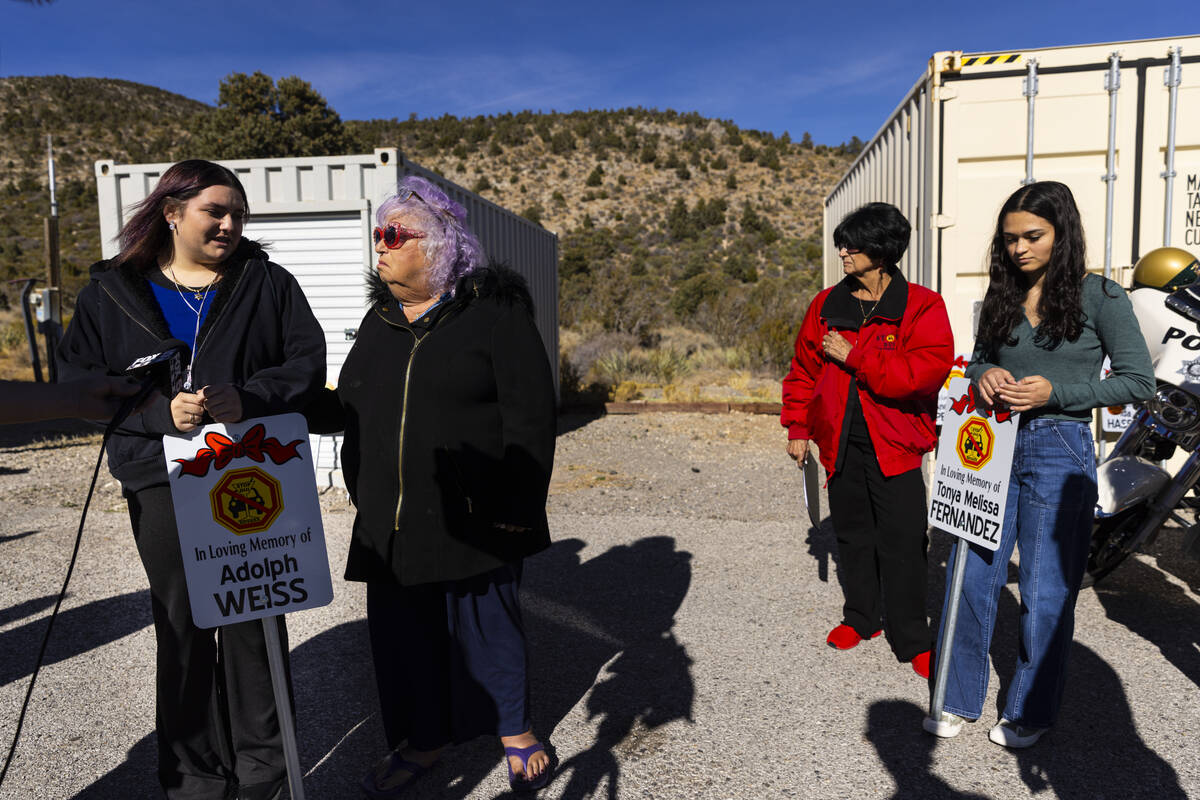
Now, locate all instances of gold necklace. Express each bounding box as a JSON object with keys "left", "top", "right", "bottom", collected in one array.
[
  {"left": 857, "top": 293, "right": 881, "bottom": 322},
  {"left": 856, "top": 275, "right": 888, "bottom": 321},
  {"left": 167, "top": 266, "right": 219, "bottom": 301}
]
